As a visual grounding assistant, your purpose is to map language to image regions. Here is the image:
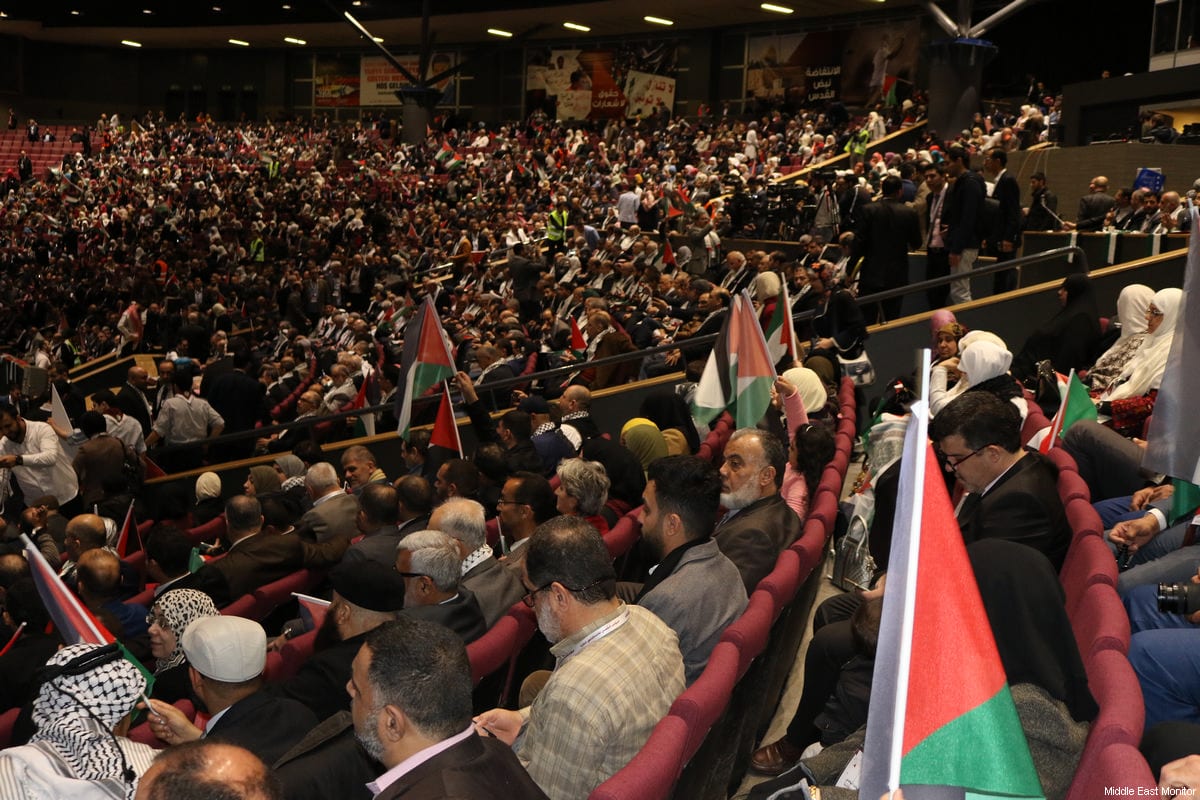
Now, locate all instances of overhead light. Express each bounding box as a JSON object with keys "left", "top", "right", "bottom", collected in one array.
[
  {"left": 644, "top": 15, "right": 673, "bottom": 25},
  {"left": 228, "top": 38, "right": 249, "bottom": 46},
  {"left": 487, "top": 27, "right": 513, "bottom": 37},
  {"left": 563, "top": 21, "right": 590, "bottom": 32},
  {"left": 281, "top": 3, "right": 291, "bottom": 8},
  {"left": 0, "top": 11, "right": 8, "bottom": 17},
  {"left": 212, "top": 5, "right": 221, "bottom": 10},
  {"left": 121, "top": 39, "right": 142, "bottom": 47},
  {"left": 351, "top": 0, "right": 362, "bottom": 5},
  {"left": 142, "top": 8, "right": 153, "bottom": 14},
  {"left": 71, "top": 8, "right": 81, "bottom": 14},
  {"left": 284, "top": 36, "right": 306, "bottom": 45},
  {"left": 372, "top": 36, "right": 383, "bottom": 42},
  {"left": 760, "top": 2, "right": 794, "bottom": 12}
]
